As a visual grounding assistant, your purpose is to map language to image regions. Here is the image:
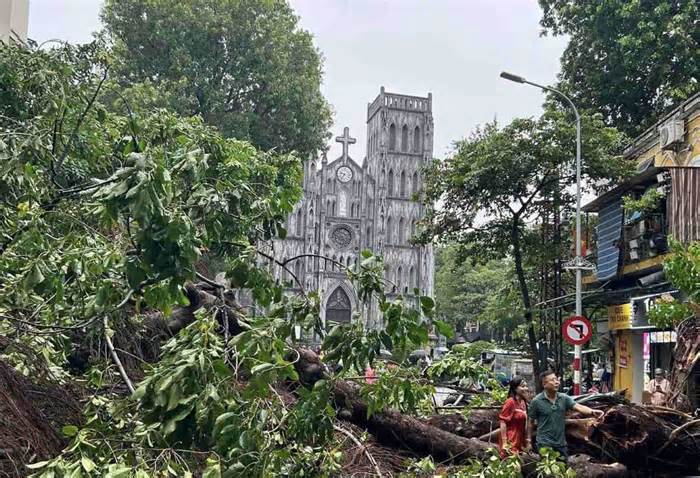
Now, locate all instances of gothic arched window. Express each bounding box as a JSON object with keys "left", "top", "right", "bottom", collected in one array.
[
  {"left": 295, "top": 260, "right": 303, "bottom": 283},
  {"left": 386, "top": 217, "right": 393, "bottom": 244},
  {"left": 400, "top": 170, "right": 407, "bottom": 197},
  {"left": 389, "top": 124, "right": 396, "bottom": 150},
  {"left": 410, "top": 266, "right": 417, "bottom": 291},
  {"left": 338, "top": 191, "right": 348, "bottom": 217},
  {"left": 326, "top": 287, "right": 351, "bottom": 324},
  {"left": 401, "top": 125, "right": 408, "bottom": 152},
  {"left": 296, "top": 210, "right": 303, "bottom": 235},
  {"left": 387, "top": 169, "right": 394, "bottom": 196},
  {"left": 413, "top": 126, "right": 421, "bottom": 152},
  {"left": 398, "top": 217, "right": 405, "bottom": 244},
  {"left": 396, "top": 266, "right": 403, "bottom": 292},
  {"left": 412, "top": 171, "right": 419, "bottom": 195},
  {"left": 366, "top": 226, "right": 371, "bottom": 247}
]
